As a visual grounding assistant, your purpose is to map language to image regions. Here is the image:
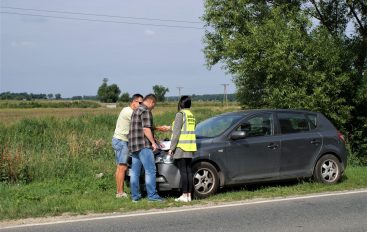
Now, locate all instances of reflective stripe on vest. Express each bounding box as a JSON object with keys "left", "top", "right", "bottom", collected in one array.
[{"left": 172, "top": 109, "right": 197, "bottom": 152}]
